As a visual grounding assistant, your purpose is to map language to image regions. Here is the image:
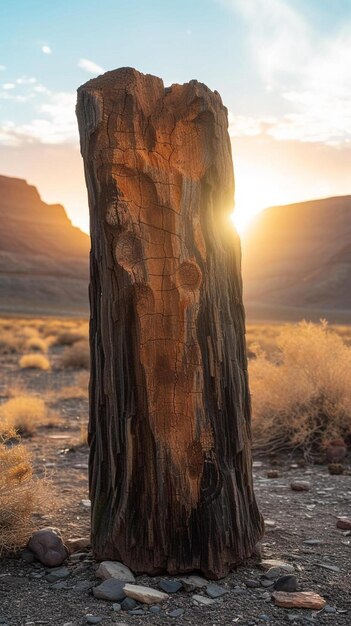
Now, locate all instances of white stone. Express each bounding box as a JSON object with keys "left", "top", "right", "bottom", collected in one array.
[
  {"left": 260, "top": 559, "right": 294, "bottom": 574},
  {"left": 180, "top": 575, "right": 208, "bottom": 591},
  {"left": 96, "top": 561, "right": 135, "bottom": 582},
  {"left": 123, "top": 583, "right": 168, "bottom": 605}
]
